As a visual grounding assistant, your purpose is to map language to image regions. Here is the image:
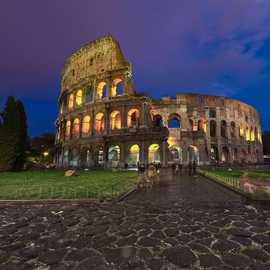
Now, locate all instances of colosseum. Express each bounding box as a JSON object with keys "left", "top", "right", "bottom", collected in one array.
[{"left": 55, "top": 35, "right": 264, "bottom": 169}]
